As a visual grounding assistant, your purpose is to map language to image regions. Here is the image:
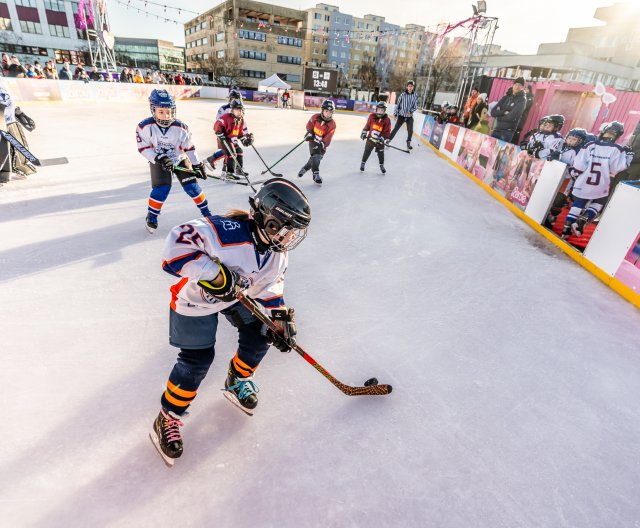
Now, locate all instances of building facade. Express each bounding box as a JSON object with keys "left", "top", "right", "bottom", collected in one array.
[
  {"left": 480, "top": 2, "right": 640, "bottom": 90},
  {"left": 114, "top": 38, "right": 185, "bottom": 71},
  {"left": 0, "top": 0, "right": 93, "bottom": 66},
  {"left": 184, "top": 0, "right": 307, "bottom": 89}
]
